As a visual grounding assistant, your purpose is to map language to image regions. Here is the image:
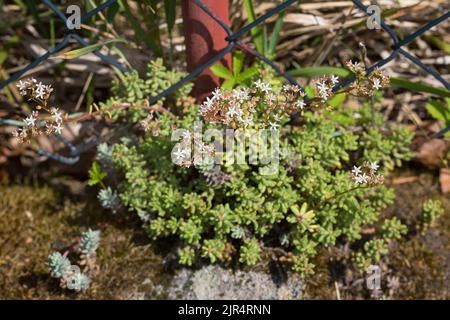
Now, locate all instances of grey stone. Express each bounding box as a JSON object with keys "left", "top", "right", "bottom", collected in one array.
[{"left": 167, "top": 265, "right": 303, "bottom": 300}]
